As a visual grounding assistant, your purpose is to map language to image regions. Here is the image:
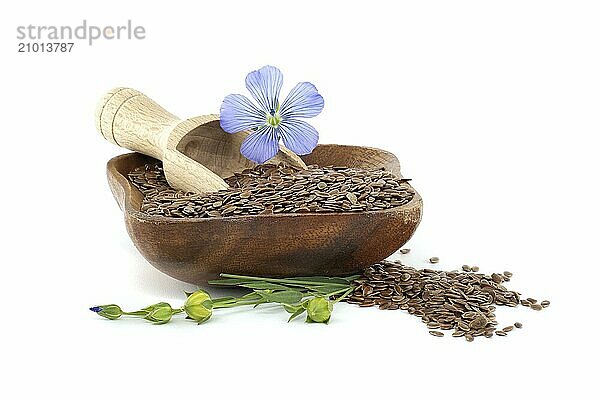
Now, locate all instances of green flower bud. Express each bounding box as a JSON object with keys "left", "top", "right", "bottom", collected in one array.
[
  {"left": 184, "top": 290, "right": 213, "bottom": 324},
  {"left": 306, "top": 297, "right": 333, "bottom": 324},
  {"left": 90, "top": 304, "right": 123, "bottom": 320},
  {"left": 143, "top": 302, "right": 174, "bottom": 325}
]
